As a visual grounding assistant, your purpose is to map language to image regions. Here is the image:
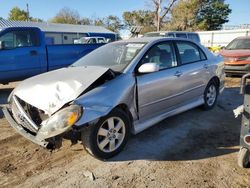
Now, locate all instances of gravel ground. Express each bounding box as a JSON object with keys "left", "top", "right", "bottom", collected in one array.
[{"left": 0, "top": 77, "right": 249, "bottom": 188}]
